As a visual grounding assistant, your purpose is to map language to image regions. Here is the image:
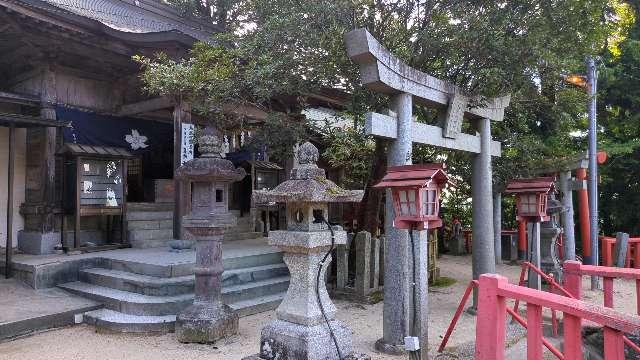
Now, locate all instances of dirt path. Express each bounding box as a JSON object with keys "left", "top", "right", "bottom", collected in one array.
[{"left": 0, "top": 255, "right": 633, "bottom": 359}]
